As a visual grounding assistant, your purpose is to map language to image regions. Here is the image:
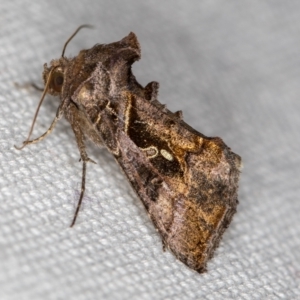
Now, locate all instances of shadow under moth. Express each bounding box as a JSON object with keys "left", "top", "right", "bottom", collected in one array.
[{"left": 16, "top": 26, "right": 242, "bottom": 273}]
